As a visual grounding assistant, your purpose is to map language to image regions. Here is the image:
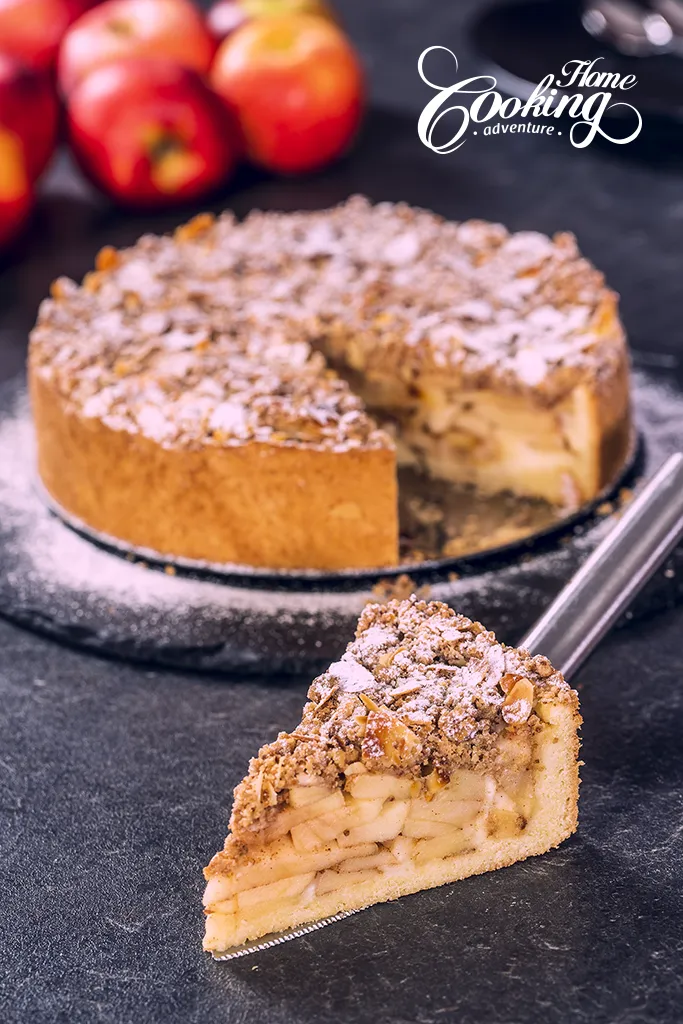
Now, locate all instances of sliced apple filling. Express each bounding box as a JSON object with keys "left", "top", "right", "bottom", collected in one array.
[
  {"left": 204, "top": 743, "right": 538, "bottom": 952},
  {"left": 343, "top": 375, "right": 602, "bottom": 509}
]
